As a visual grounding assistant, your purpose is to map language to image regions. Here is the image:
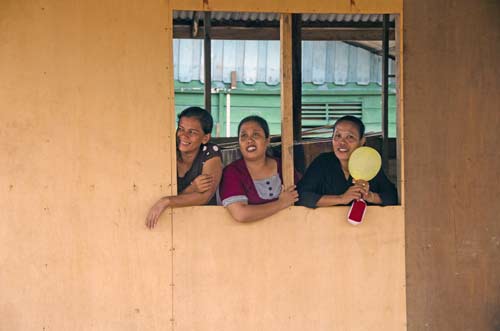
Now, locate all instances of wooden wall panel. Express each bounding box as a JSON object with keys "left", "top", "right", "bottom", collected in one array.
[
  {"left": 0, "top": 0, "right": 173, "bottom": 329},
  {"left": 172, "top": 0, "right": 402, "bottom": 14},
  {"left": 403, "top": 0, "right": 500, "bottom": 330},
  {"left": 173, "top": 206, "right": 406, "bottom": 331}
]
